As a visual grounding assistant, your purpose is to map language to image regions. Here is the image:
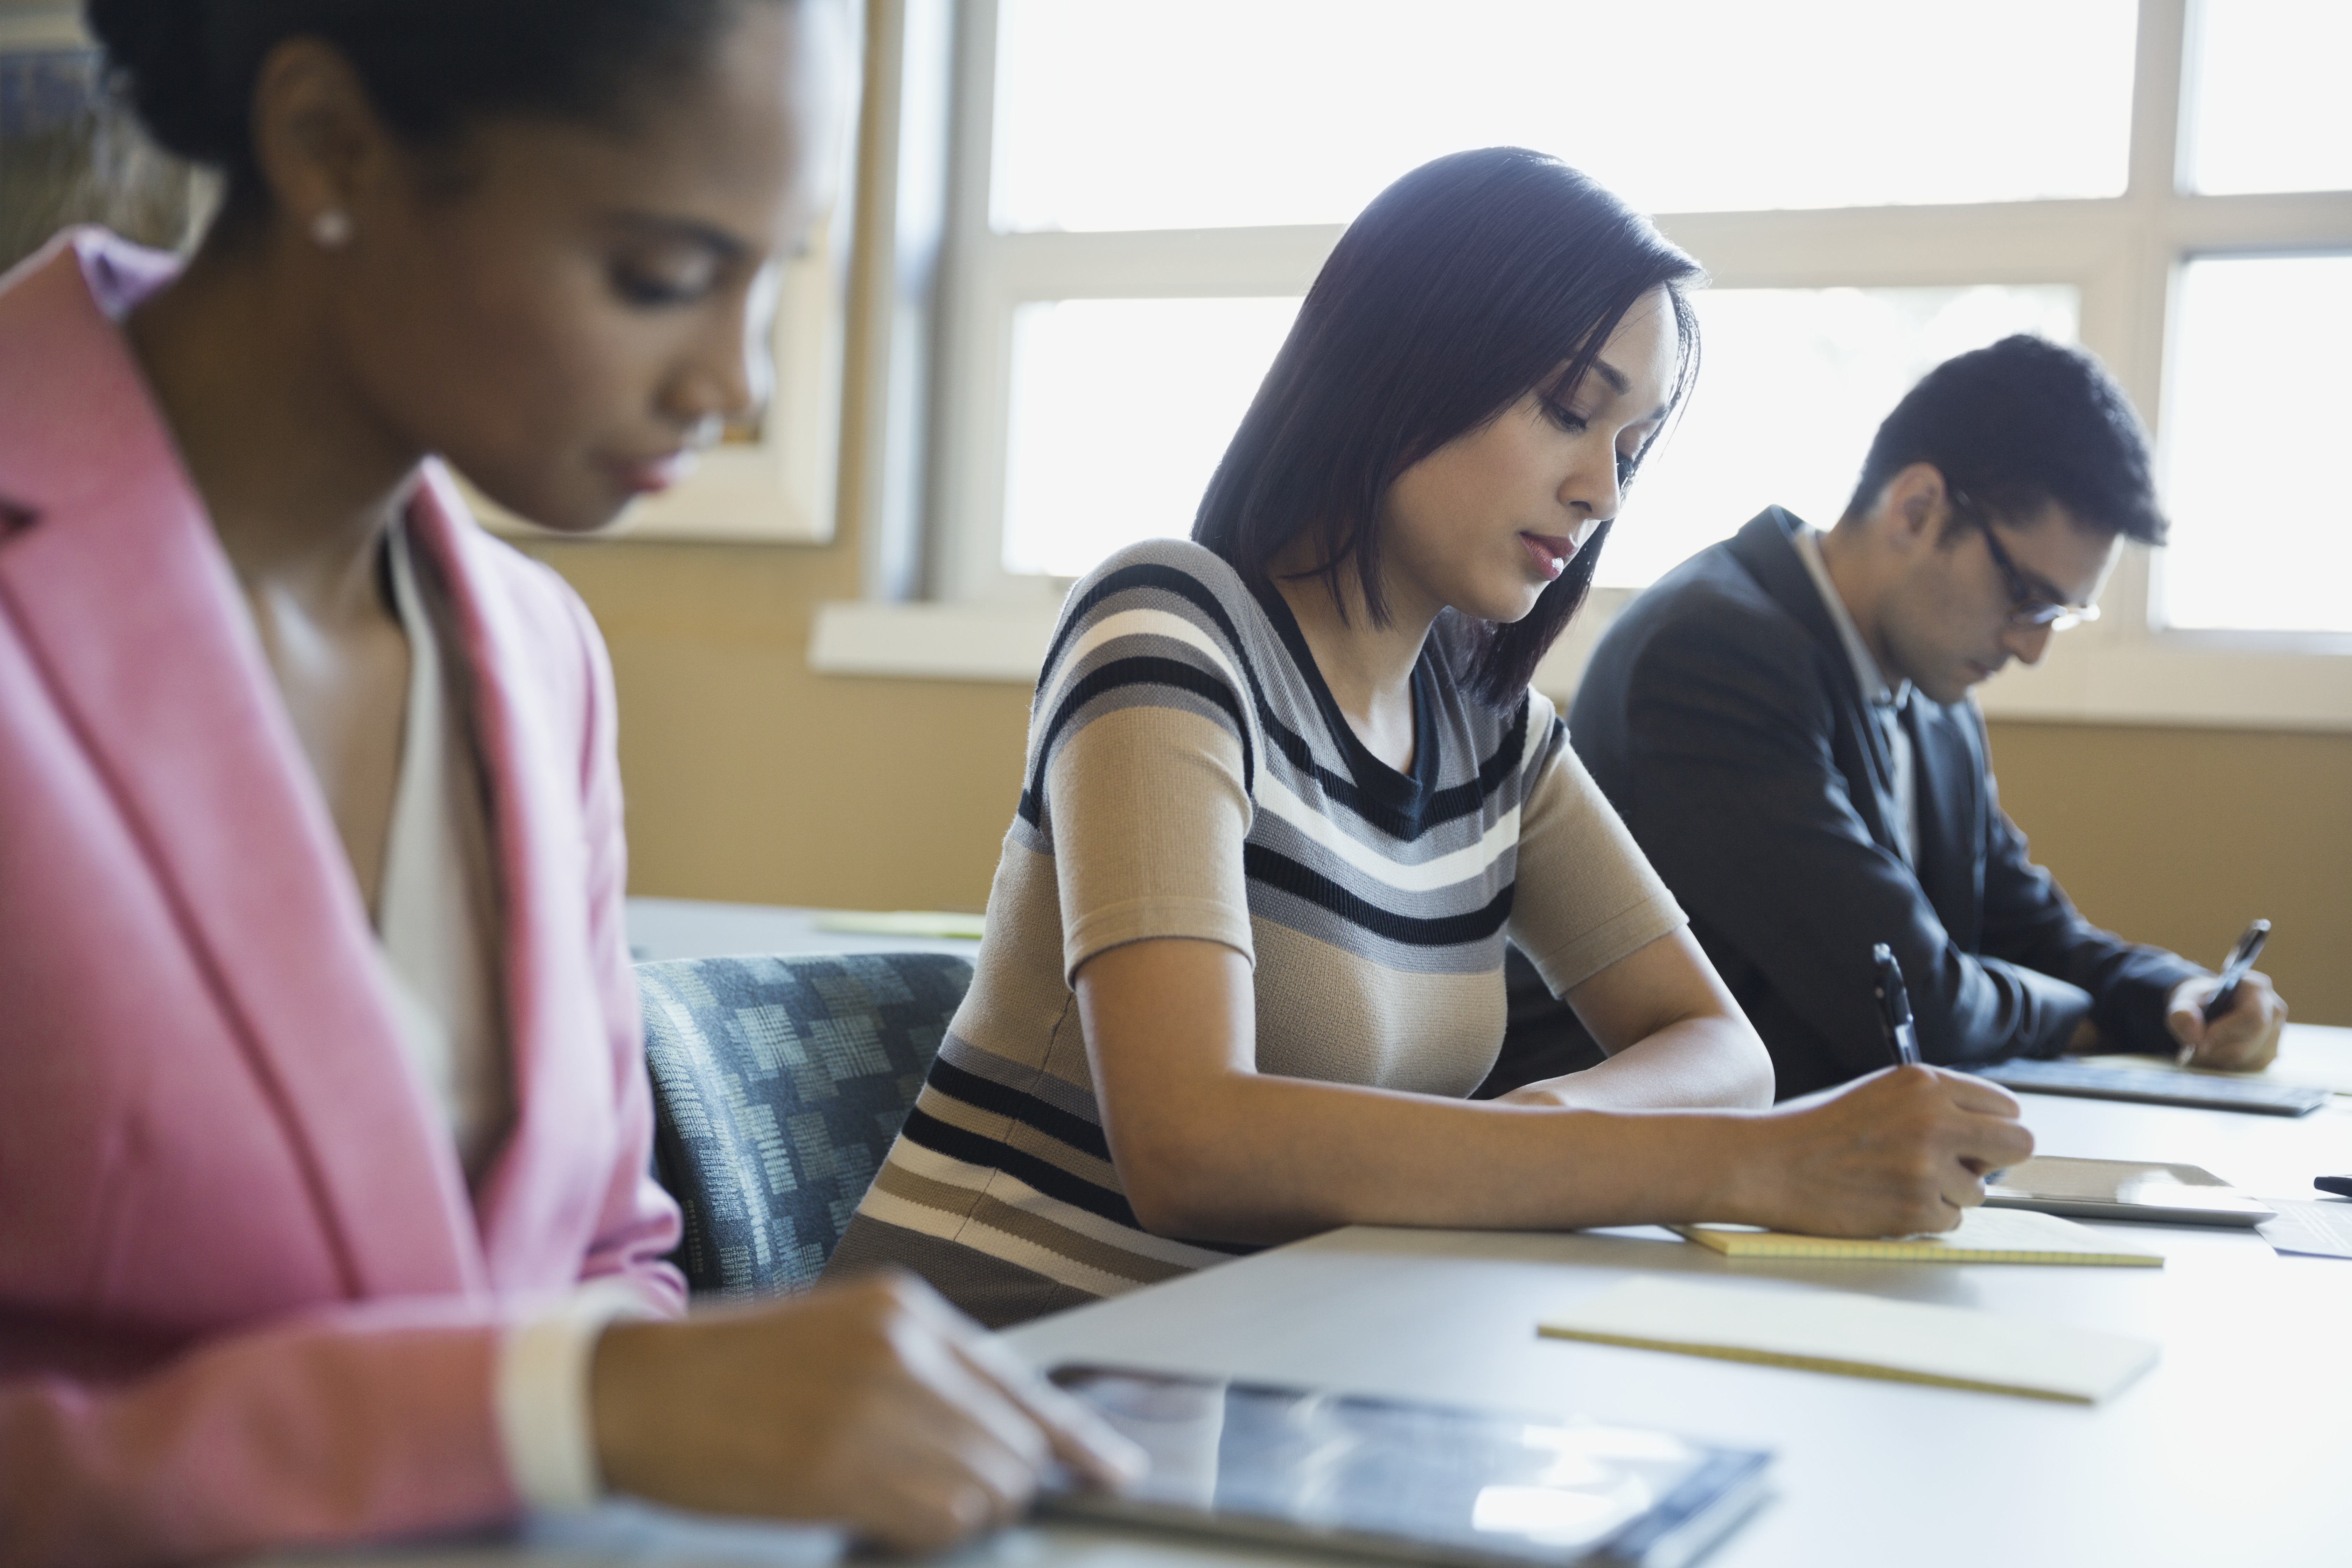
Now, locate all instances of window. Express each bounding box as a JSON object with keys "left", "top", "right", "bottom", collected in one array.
[
  {"left": 2184, "top": 0, "right": 2352, "bottom": 196},
  {"left": 821, "top": 0, "right": 2352, "bottom": 725},
  {"left": 992, "top": 0, "right": 2136, "bottom": 231},
  {"left": 1002, "top": 296, "right": 1301, "bottom": 576},
  {"left": 2159, "top": 254, "right": 2352, "bottom": 635},
  {"left": 1604, "top": 286, "right": 2081, "bottom": 589}
]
